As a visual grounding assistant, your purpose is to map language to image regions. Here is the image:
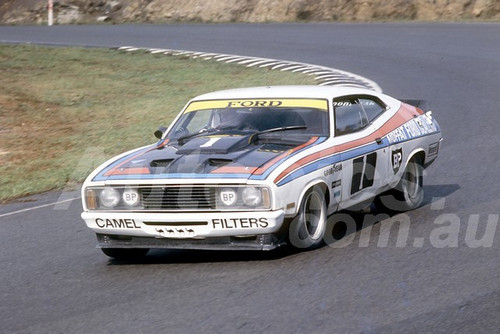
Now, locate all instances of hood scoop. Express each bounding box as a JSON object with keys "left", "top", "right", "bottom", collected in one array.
[
  {"left": 208, "top": 158, "right": 233, "bottom": 167},
  {"left": 150, "top": 159, "right": 174, "bottom": 168}
]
